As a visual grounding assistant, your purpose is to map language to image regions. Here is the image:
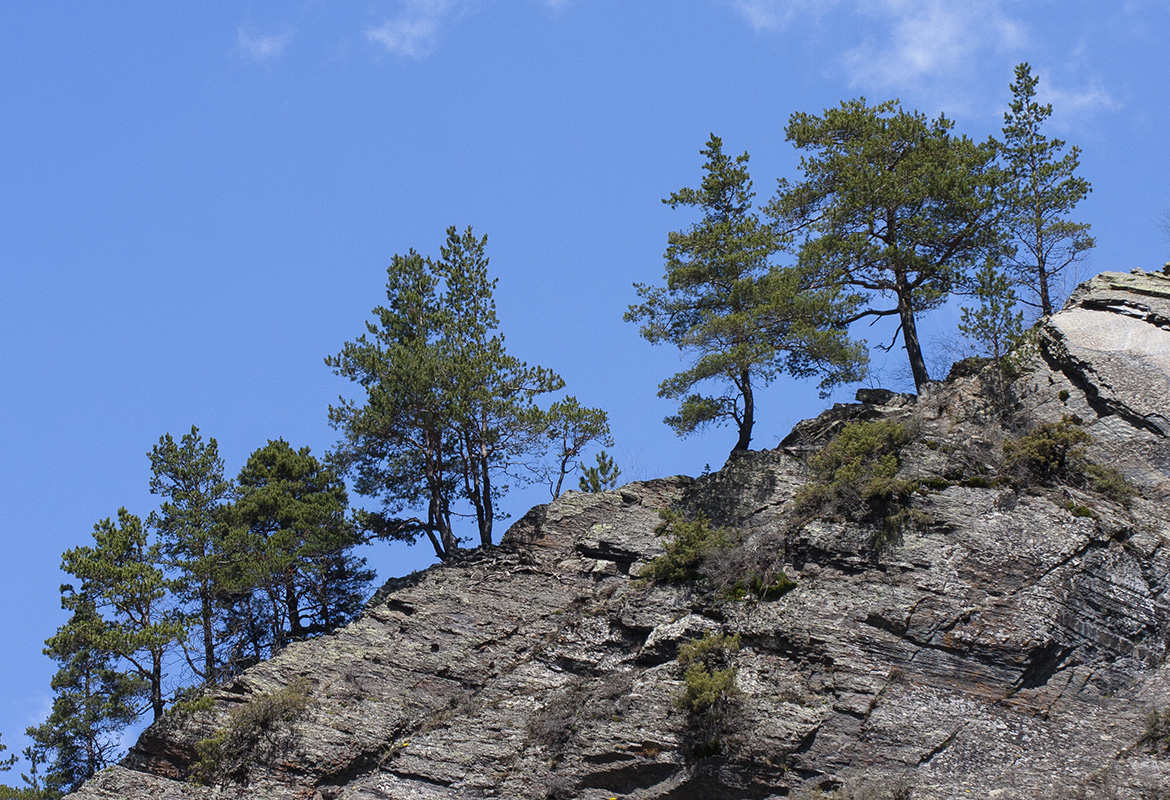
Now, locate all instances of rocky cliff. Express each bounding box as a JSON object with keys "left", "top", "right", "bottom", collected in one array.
[{"left": 70, "top": 269, "right": 1170, "bottom": 799}]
